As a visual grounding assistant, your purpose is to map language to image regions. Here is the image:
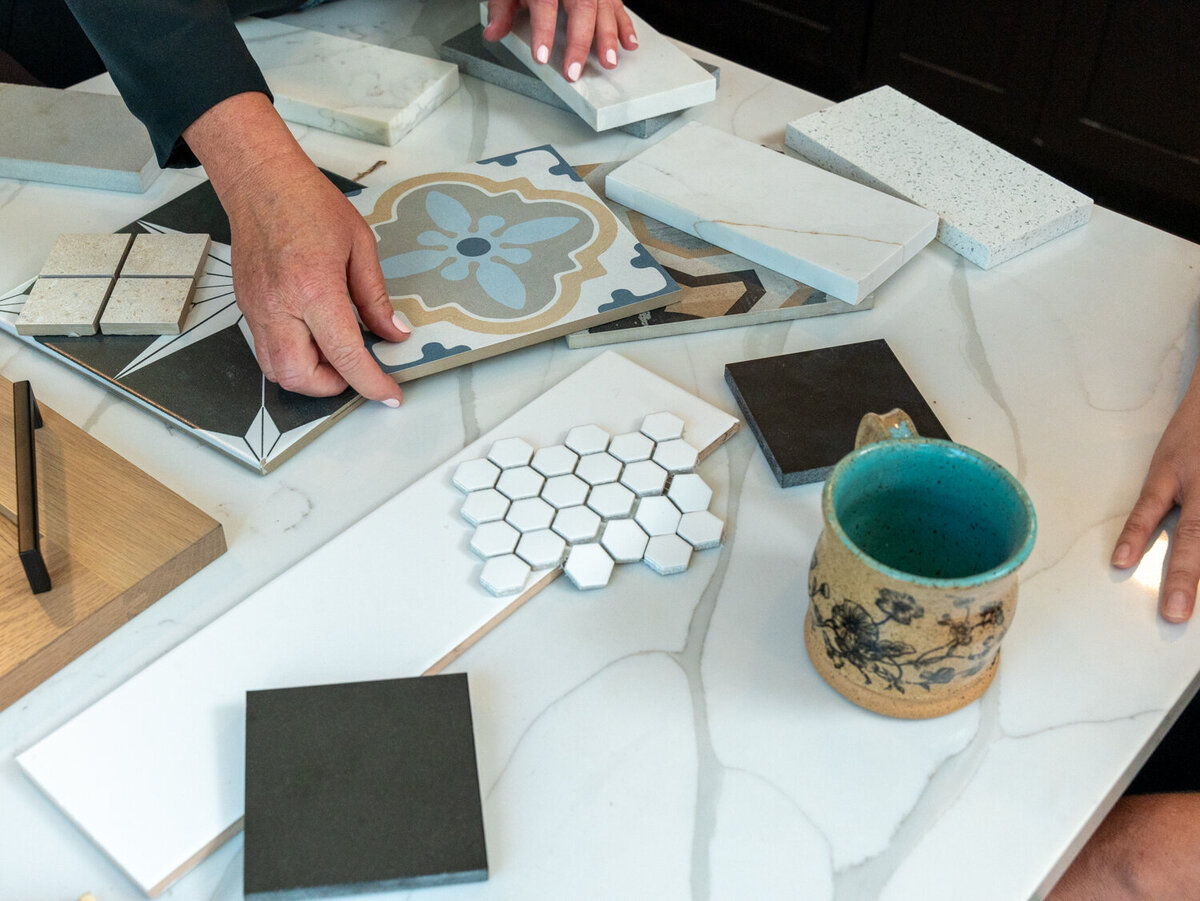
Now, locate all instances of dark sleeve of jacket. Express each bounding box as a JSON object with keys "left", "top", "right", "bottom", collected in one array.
[{"left": 63, "top": 1, "right": 303, "bottom": 168}]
